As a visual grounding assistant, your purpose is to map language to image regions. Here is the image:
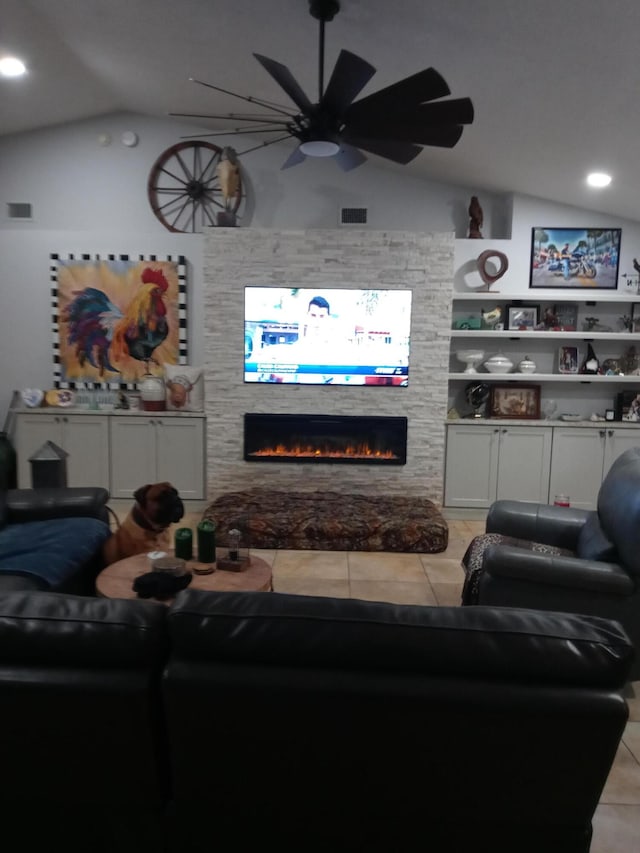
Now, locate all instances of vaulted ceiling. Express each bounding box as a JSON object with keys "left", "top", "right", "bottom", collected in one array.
[{"left": 3, "top": 0, "right": 639, "bottom": 222}]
